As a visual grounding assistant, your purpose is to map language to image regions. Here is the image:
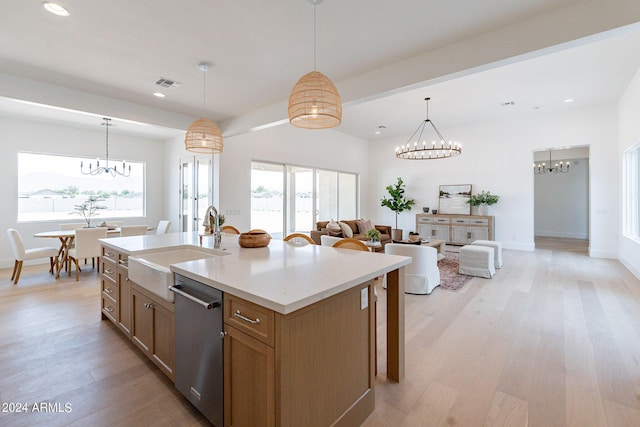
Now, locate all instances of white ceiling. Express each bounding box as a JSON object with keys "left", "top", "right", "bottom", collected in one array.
[{"left": 1, "top": 0, "right": 640, "bottom": 140}]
